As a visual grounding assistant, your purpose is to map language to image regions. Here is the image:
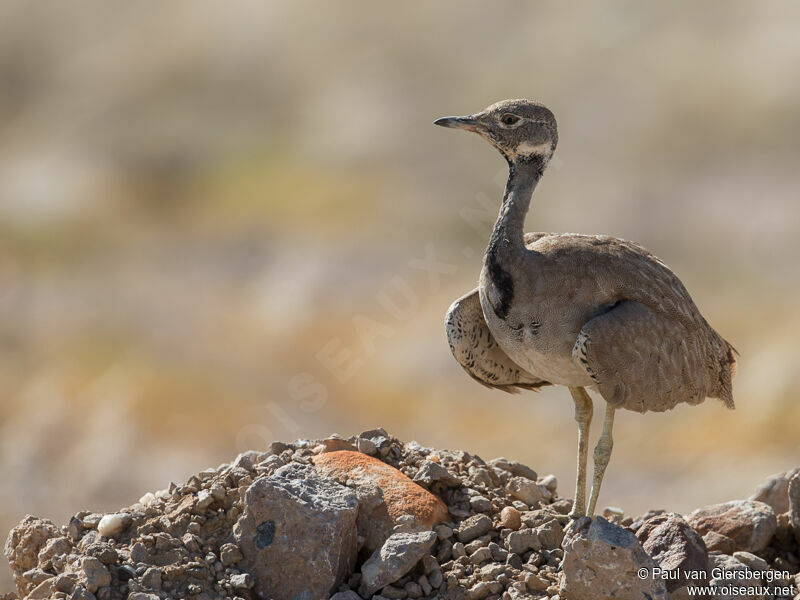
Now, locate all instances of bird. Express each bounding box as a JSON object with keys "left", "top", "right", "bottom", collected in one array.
[{"left": 436, "top": 99, "right": 736, "bottom": 519}]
